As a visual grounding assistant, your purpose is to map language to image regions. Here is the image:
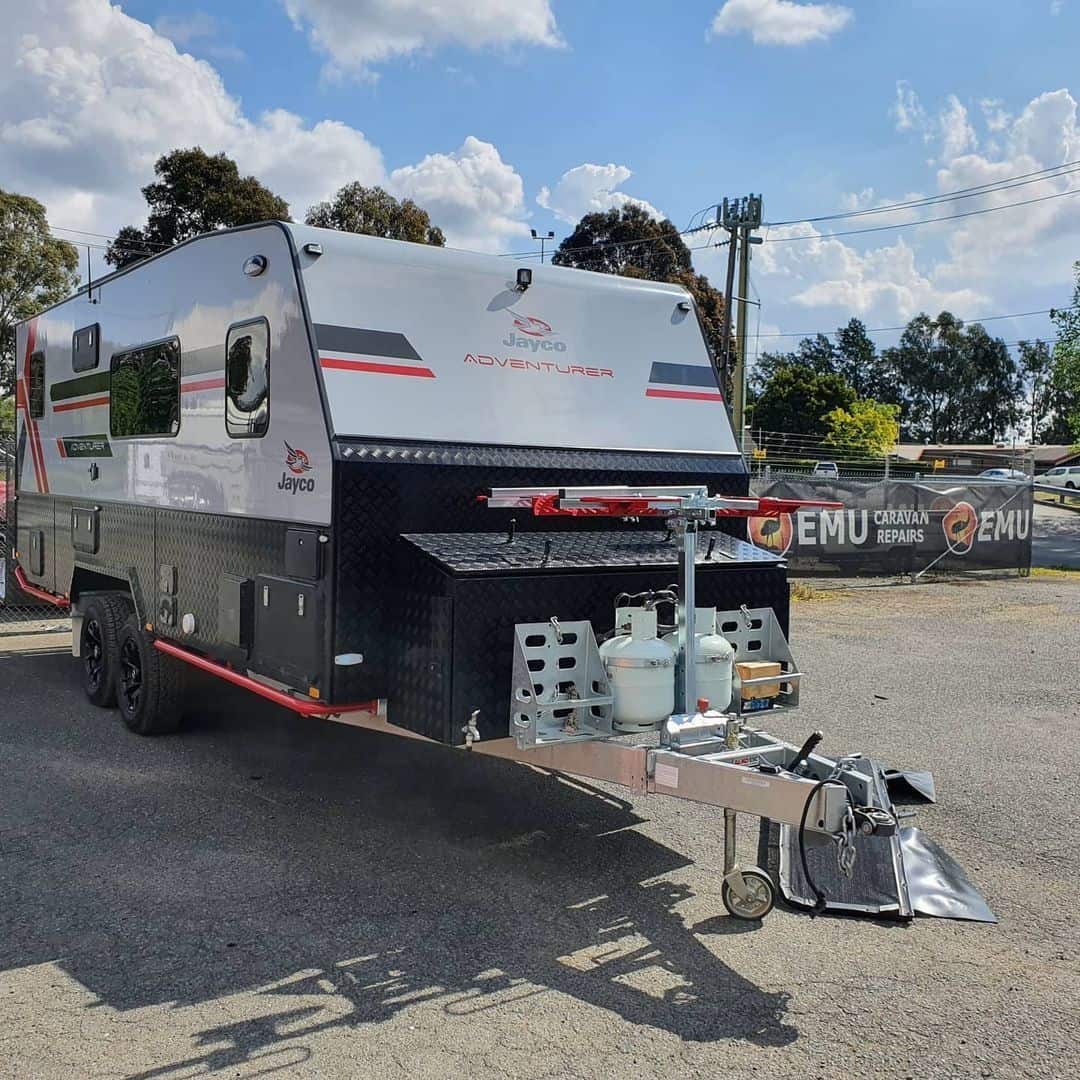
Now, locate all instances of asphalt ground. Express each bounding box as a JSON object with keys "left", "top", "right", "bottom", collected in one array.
[
  {"left": 1, "top": 576, "right": 1078, "bottom": 1079},
  {"left": 1032, "top": 500, "right": 1080, "bottom": 569}
]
